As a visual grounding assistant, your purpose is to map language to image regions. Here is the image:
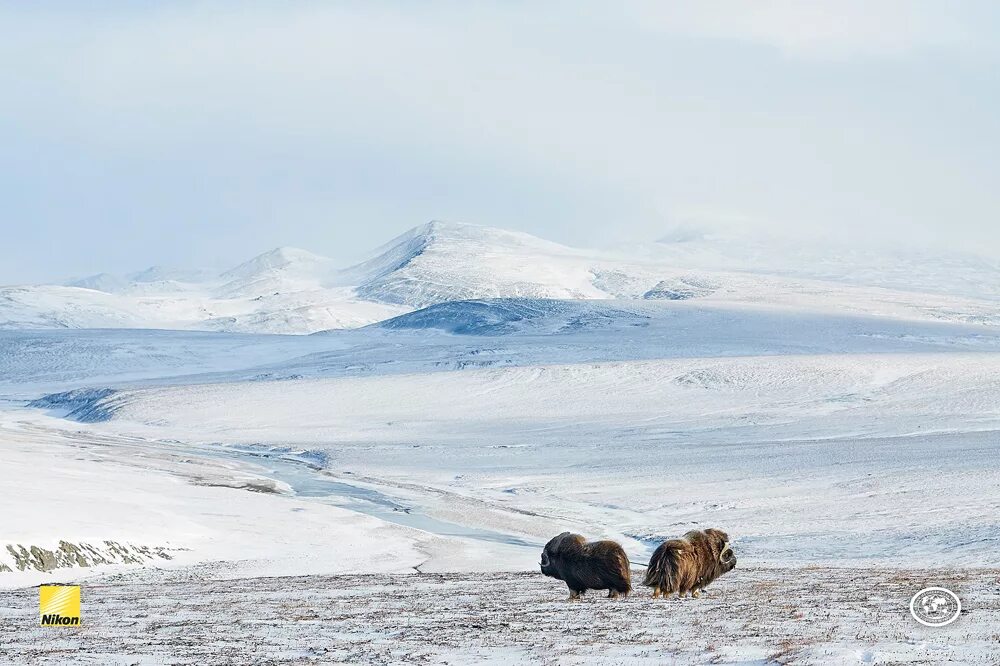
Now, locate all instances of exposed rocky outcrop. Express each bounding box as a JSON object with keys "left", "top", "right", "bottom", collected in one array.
[{"left": 2, "top": 540, "right": 175, "bottom": 573}]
